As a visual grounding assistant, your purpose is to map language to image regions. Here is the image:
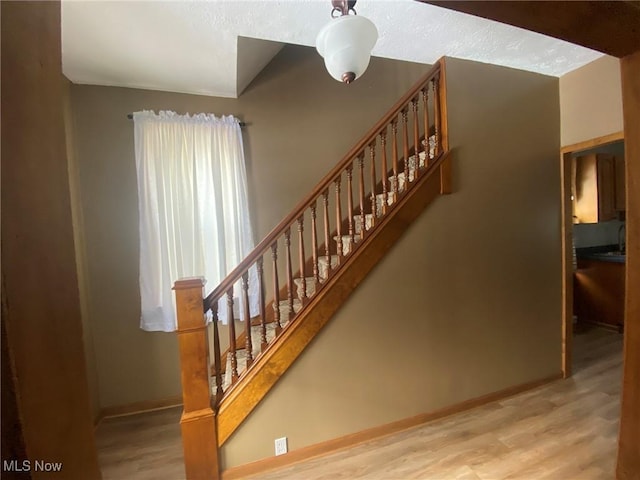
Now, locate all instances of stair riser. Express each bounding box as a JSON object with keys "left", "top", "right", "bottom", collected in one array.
[
  {"left": 318, "top": 256, "right": 339, "bottom": 281},
  {"left": 375, "top": 193, "right": 395, "bottom": 217},
  {"left": 294, "top": 277, "right": 317, "bottom": 300},
  {"left": 388, "top": 154, "right": 425, "bottom": 194},
  {"left": 354, "top": 214, "right": 375, "bottom": 235},
  {"left": 334, "top": 234, "right": 360, "bottom": 256}
]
